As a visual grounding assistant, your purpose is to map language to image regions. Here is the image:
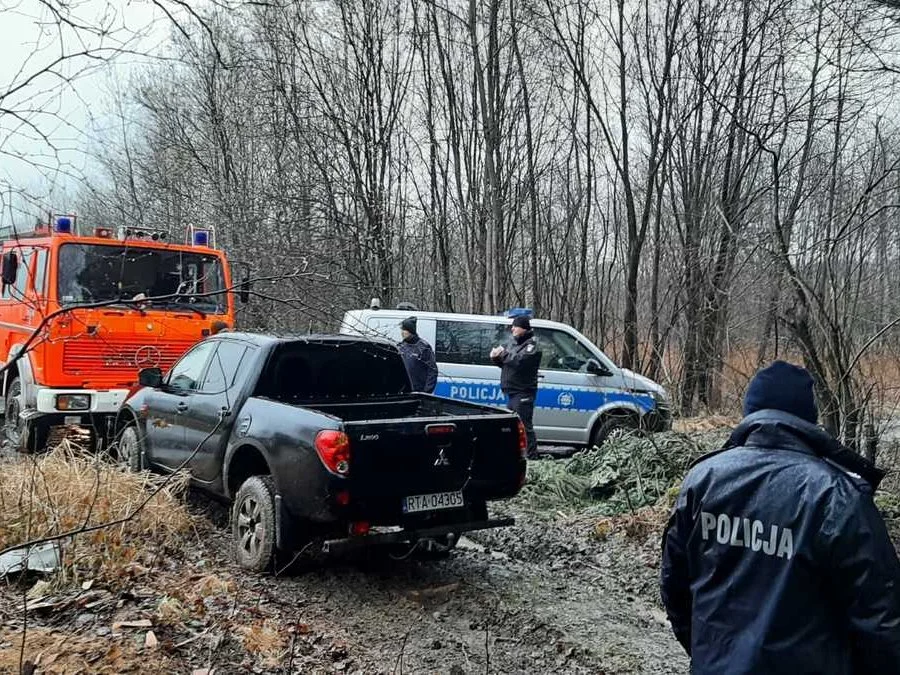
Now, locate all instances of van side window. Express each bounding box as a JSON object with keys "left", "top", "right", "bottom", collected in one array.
[
  {"left": 435, "top": 321, "right": 506, "bottom": 366},
  {"left": 533, "top": 328, "right": 596, "bottom": 372}
]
